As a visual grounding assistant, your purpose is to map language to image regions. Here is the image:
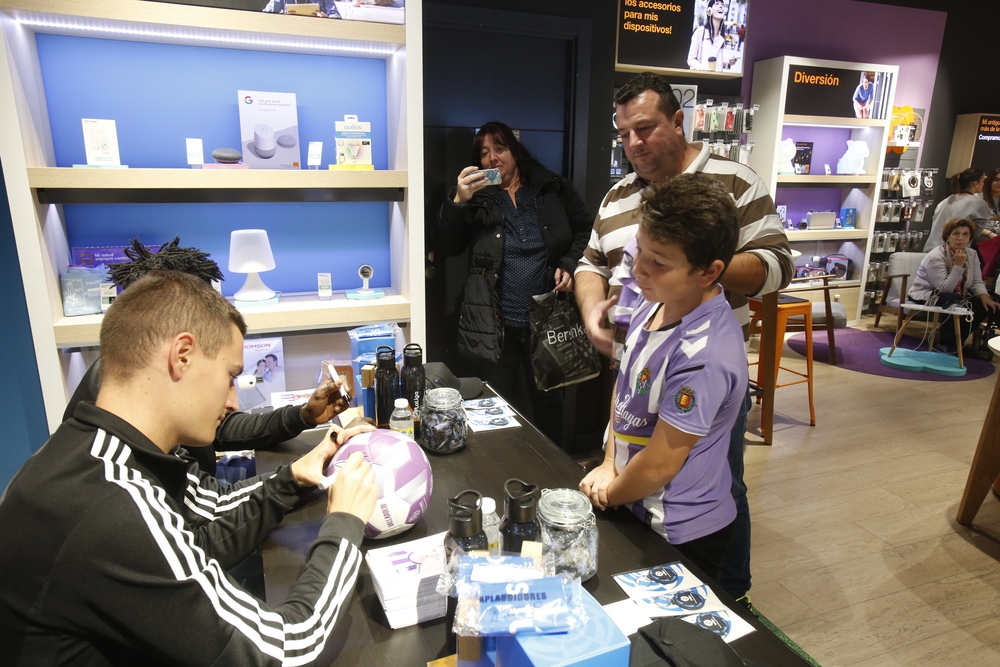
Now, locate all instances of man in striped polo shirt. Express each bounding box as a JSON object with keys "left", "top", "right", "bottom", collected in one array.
[{"left": 575, "top": 72, "right": 793, "bottom": 605}]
